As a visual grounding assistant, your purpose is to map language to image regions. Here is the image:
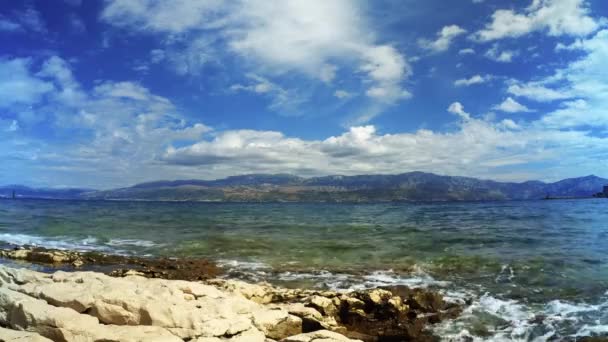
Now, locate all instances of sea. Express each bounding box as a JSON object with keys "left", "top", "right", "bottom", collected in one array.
[{"left": 0, "top": 198, "right": 606, "bottom": 341}]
